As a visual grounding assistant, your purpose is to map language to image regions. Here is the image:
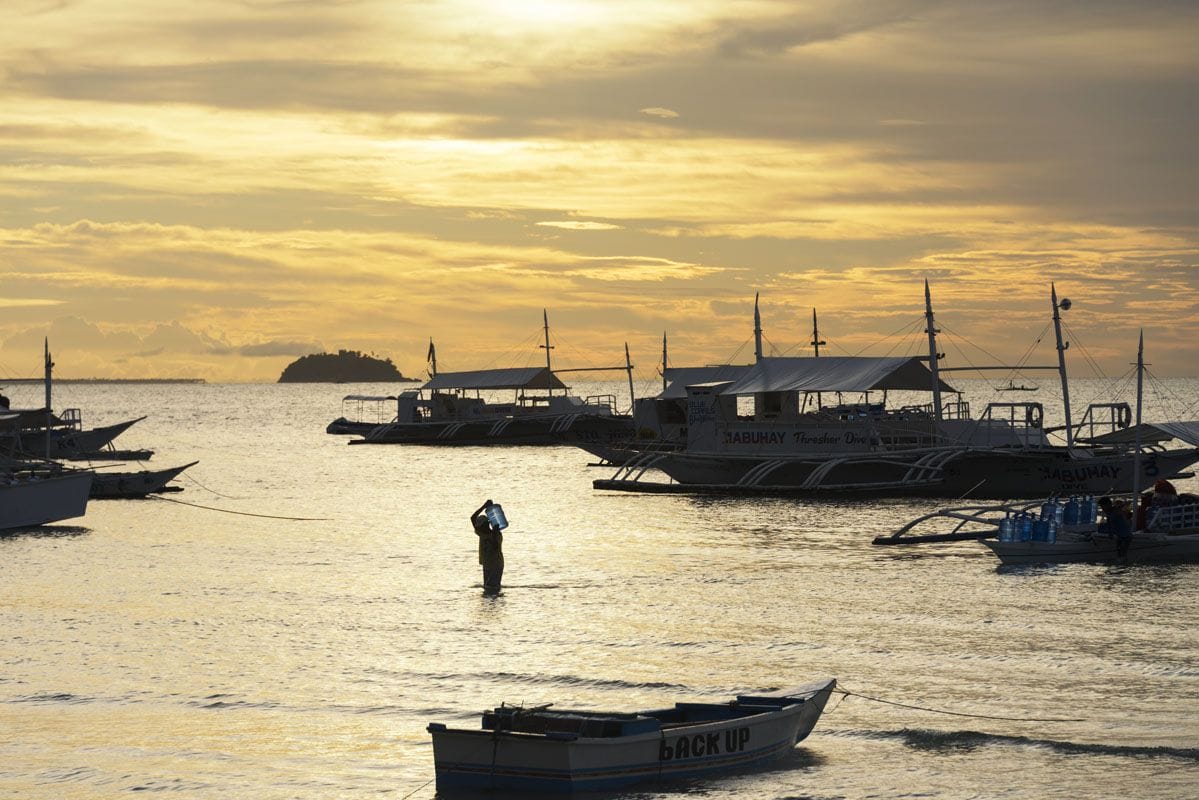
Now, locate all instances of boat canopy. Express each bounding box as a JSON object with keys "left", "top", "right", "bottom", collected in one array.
[
  {"left": 660, "top": 365, "right": 751, "bottom": 399},
  {"left": 423, "top": 367, "right": 568, "bottom": 392},
  {"left": 1087, "top": 421, "right": 1199, "bottom": 447},
  {"left": 341, "top": 395, "right": 397, "bottom": 402},
  {"left": 717, "top": 356, "right": 956, "bottom": 395}
]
